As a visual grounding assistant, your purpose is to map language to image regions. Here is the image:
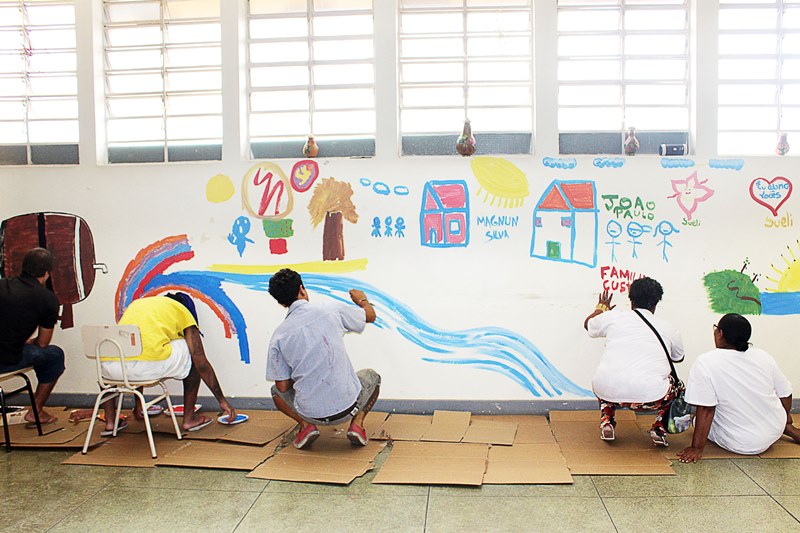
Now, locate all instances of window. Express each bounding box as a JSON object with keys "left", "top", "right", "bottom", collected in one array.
[
  {"left": 103, "top": 0, "right": 223, "bottom": 163},
  {"left": 718, "top": 0, "right": 800, "bottom": 155},
  {"left": 398, "top": 0, "right": 533, "bottom": 156},
  {"left": 248, "top": 0, "right": 375, "bottom": 159},
  {"left": 557, "top": 0, "right": 690, "bottom": 154},
  {"left": 0, "top": 1, "right": 78, "bottom": 165}
]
